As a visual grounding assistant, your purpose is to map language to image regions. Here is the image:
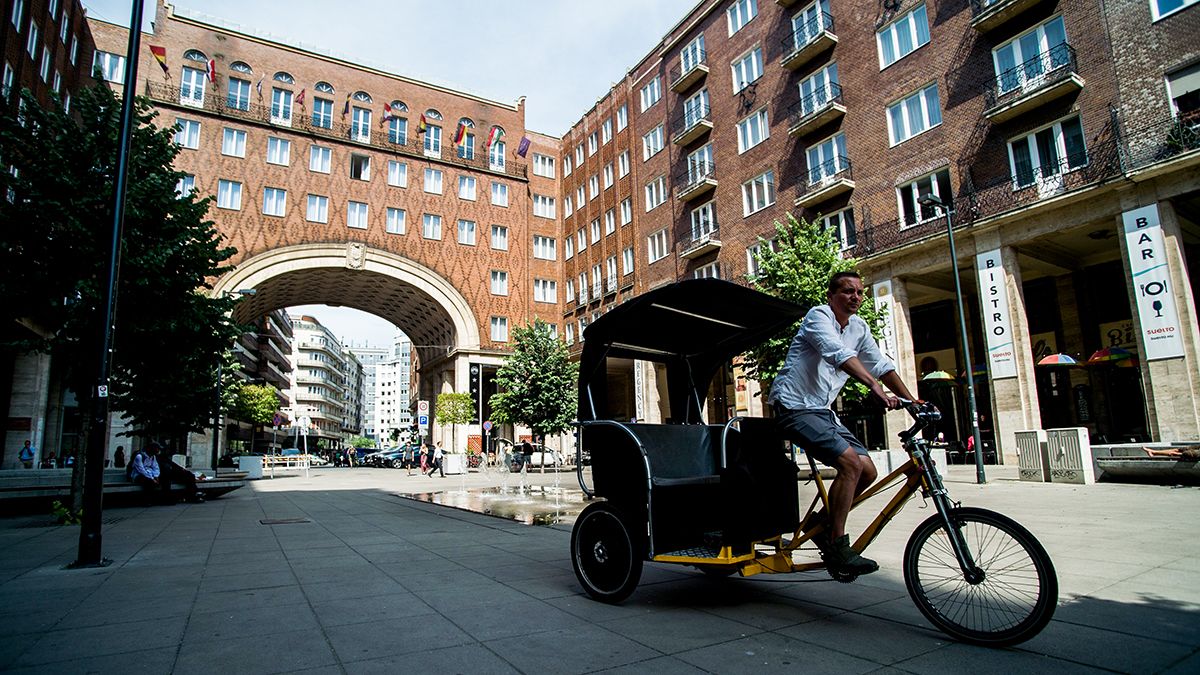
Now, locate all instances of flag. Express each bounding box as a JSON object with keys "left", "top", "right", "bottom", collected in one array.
[
  {"left": 149, "top": 45, "right": 170, "bottom": 79},
  {"left": 255, "top": 78, "right": 263, "bottom": 99},
  {"left": 296, "top": 88, "right": 306, "bottom": 108},
  {"left": 486, "top": 125, "right": 505, "bottom": 149},
  {"left": 379, "top": 102, "right": 392, "bottom": 127},
  {"left": 341, "top": 94, "right": 350, "bottom": 120},
  {"left": 206, "top": 58, "right": 216, "bottom": 83},
  {"left": 418, "top": 113, "right": 427, "bottom": 134},
  {"left": 453, "top": 121, "right": 467, "bottom": 145},
  {"left": 516, "top": 135, "right": 531, "bottom": 158}
]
